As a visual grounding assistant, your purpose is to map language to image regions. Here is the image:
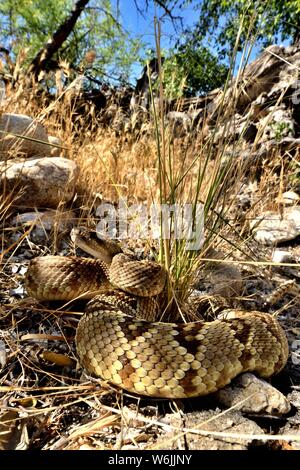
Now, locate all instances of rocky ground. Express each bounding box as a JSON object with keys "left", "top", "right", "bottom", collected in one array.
[{"left": 0, "top": 191, "right": 299, "bottom": 450}]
